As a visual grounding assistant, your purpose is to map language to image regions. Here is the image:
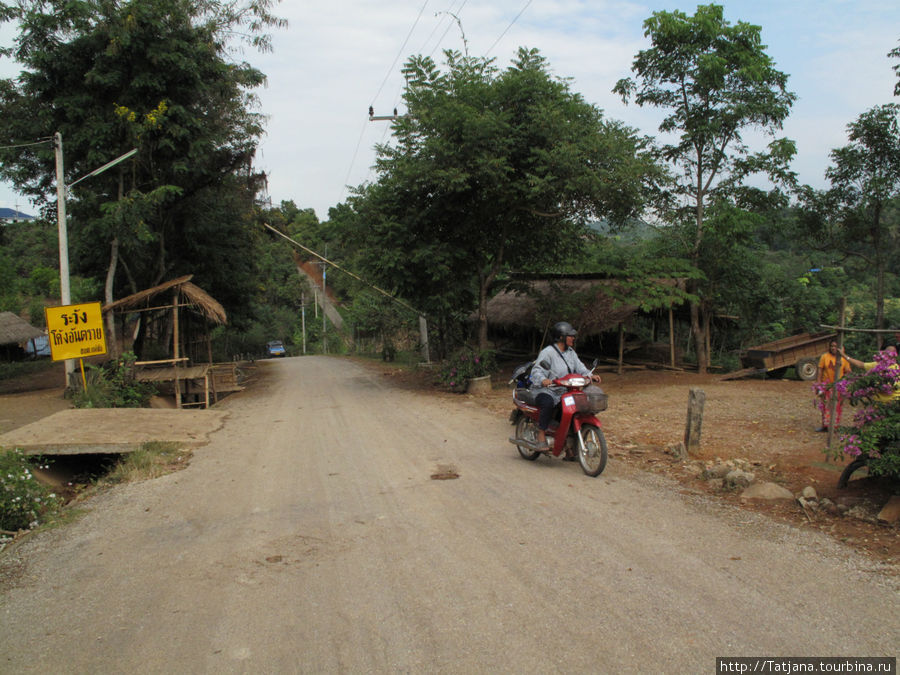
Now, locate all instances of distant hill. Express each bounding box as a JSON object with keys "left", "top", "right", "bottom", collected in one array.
[
  {"left": 587, "top": 218, "right": 656, "bottom": 242},
  {"left": 0, "top": 207, "right": 36, "bottom": 222}
]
